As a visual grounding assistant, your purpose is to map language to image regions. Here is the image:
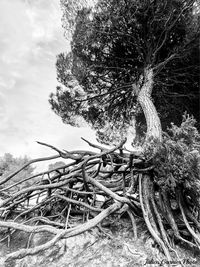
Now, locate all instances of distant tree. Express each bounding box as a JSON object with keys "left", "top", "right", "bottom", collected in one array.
[
  {"left": 0, "top": 153, "right": 35, "bottom": 190},
  {"left": 50, "top": 0, "right": 200, "bottom": 144},
  {"left": 48, "top": 161, "right": 66, "bottom": 172}
]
